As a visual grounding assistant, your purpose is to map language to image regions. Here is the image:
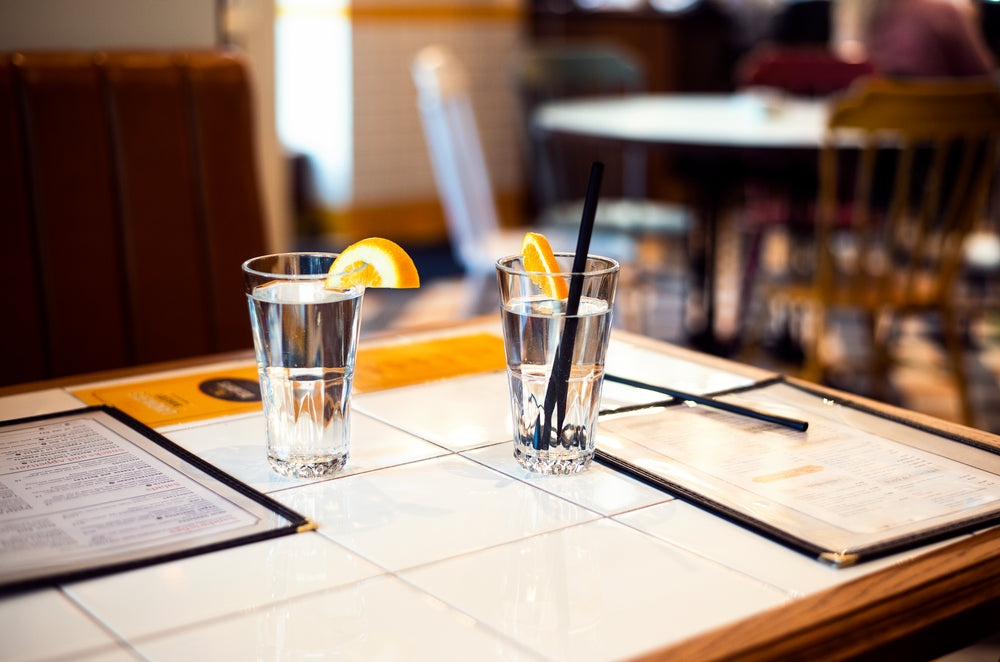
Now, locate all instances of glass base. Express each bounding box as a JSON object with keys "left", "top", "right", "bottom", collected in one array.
[
  {"left": 268, "top": 452, "right": 348, "bottom": 478},
  {"left": 514, "top": 446, "right": 593, "bottom": 475}
]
